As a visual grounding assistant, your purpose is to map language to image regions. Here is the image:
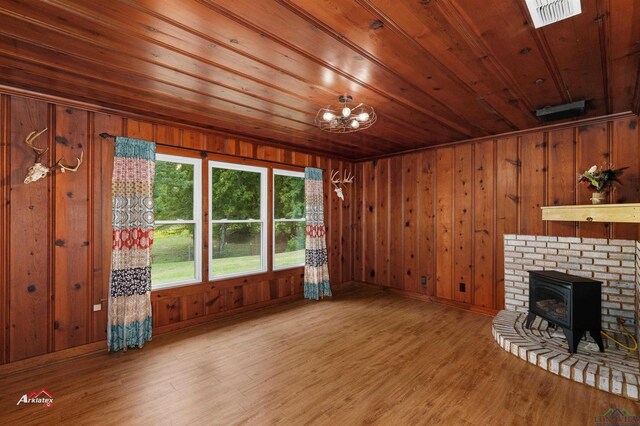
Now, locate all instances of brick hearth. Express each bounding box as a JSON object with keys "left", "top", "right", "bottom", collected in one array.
[{"left": 494, "top": 234, "right": 640, "bottom": 400}]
